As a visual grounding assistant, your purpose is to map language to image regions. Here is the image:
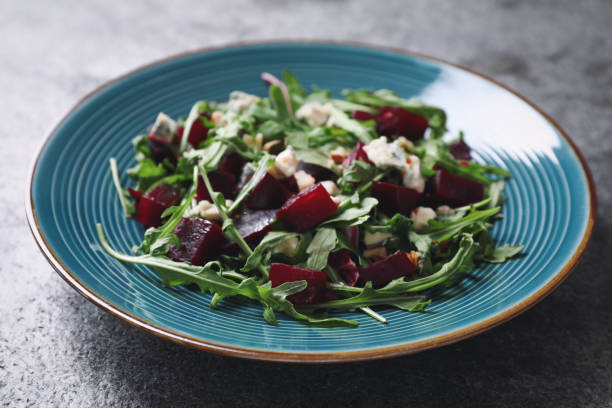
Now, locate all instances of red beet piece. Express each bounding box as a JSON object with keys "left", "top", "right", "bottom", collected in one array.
[
  {"left": 245, "top": 172, "right": 291, "bottom": 210},
  {"left": 128, "top": 187, "right": 142, "bottom": 203},
  {"left": 371, "top": 181, "right": 420, "bottom": 216},
  {"left": 218, "top": 153, "right": 245, "bottom": 179},
  {"left": 449, "top": 138, "right": 472, "bottom": 160},
  {"left": 328, "top": 250, "right": 360, "bottom": 286},
  {"left": 196, "top": 171, "right": 237, "bottom": 202},
  {"left": 135, "top": 183, "right": 180, "bottom": 227},
  {"left": 187, "top": 113, "right": 210, "bottom": 148},
  {"left": 342, "top": 141, "right": 372, "bottom": 168},
  {"left": 431, "top": 169, "right": 484, "bottom": 207},
  {"left": 375, "top": 106, "right": 429, "bottom": 141},
  {"left": 358, "top": 251, "right": 417, "bottom": 287},
  {"left": 340, "top": 226, "right": 359, "bottom": 249},
  {"left": 276, "top": 184, "right": 338, "bottom": 232},
  {"left": 353, "top": 110, "right": 378, "bottom": 121},
  {"left": 223, "top": 208, "right": 277, "bottom": 254},
  {"left": 269, "top": 263, "right": 328, "bottom": 304},
  {"left": 148, "top": 138, "right": 176, "bottom": 164},
  {"left": 298, "top": 161, "right": 335, "bottom": 181},
  {"left": 167, "top": 218, "right": 225, "bottom": 266}
]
